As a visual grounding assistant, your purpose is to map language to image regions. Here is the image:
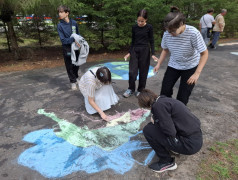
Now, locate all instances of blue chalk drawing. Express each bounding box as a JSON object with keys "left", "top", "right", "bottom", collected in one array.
[
  {"left": 18, "top": 129, "right": 155, "bottom": 178},
  {"left": 230, "top": 52, "right": 238, "bottom": 56},
  {"left": 90, "top": 61, "right": 155, "bottom": 80}
]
